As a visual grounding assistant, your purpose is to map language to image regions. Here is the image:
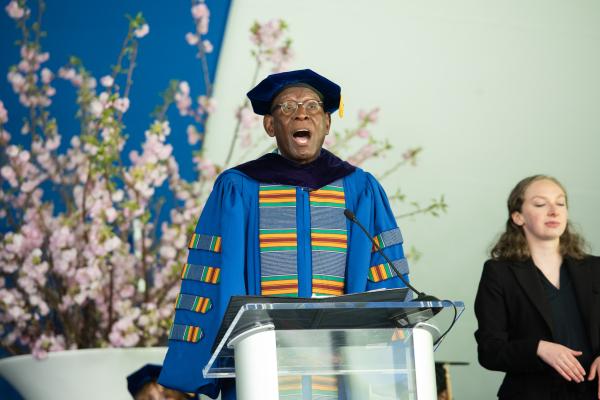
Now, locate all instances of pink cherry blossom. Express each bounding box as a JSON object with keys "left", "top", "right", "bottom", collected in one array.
[
  {"left": 175, "top": 82, "right": 192, "bottom": 116},
  {"left": 203, "top": 40, "right": 213, "bottom": 53},
  {"left": 236, "top": 105, "right": 259, "bottom": 130},
  {"left": 7, "top": 71, "right": 26, "bottom": 92},
  {"left": 100, "top": 75, "right": 114, "bottom": 87},
  {"left": 159, "top": 245, "right": 176, "bottom": 260},
  {"left": 186, "top": 124, "right": 202, "bottom": 145},
  {"left": 251, "top": 19, "right": 284, "bottom": 48},
  {"left": 36, "top": 52, "right": 49, "bottom": 64},
  {"left": 178, "top": 81, "right": 190, "bottom": 95},
  {"left": 185, "top": 32, "right": 199, "bottom": 46},
  {"left": 324, "top": 135, "right": 336, "bottom": 147},
  {"left": 191, "top": 3, "right": 209, "bottom": 20},
  {"left": 197, "top": 157, "right": 217, "bottom": 179},
  {"left": 358, "top": 107, "right": 380, "bottom": 123},
  {"left": 5, "top": 1, "right": 25, "bottom": 19},
  {"left": 111, "top": 189, "right": 124, "bottom": 202},
  {"left": 0, "top": 129, "right": 10, "bottom": 144},
  {"left": 41, "top": 68, "right": 53, "bottom": 84},
  {"left": 367, "top": 108, "right": 380, "bottom": 122},
  {"left": 113, "top": 97, "right": 130, "bottom": 113},
  {"left": 58, "top": 67, "right": 75, "bottom": 80},
  {"left": 240, "top": 131, "right": 252, "bottom": 148},
  {"left": 191, "top": 3, "right": 210, "bottom": 34},
  {"left": 134, "top": 24, "right": 149, "bottom": 39},
  {"left": 0, "top": 5, "right": 307, "bottom": 358},
  {"left": 104, "top": 207, "right": 118, "bottom": 222},
  {"left": 1, "top": 166, "right": 17, "bottom": 187},
  {"left": 198, "top": 95, "right": 216, "bottom": 114},
  {"left": 356, "top": 128, "right": 370, "bottom": 139}
]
